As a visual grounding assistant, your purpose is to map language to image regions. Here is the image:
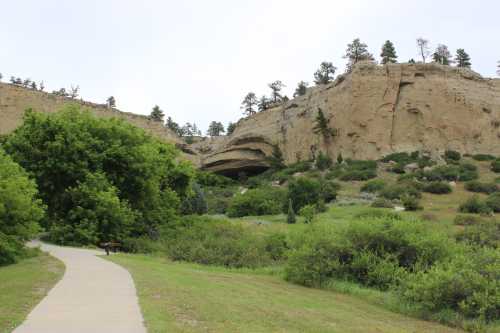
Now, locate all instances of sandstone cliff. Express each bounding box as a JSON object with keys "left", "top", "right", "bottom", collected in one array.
[{"left": 193, "top": 63, "right": 500, "bottom": 175}]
